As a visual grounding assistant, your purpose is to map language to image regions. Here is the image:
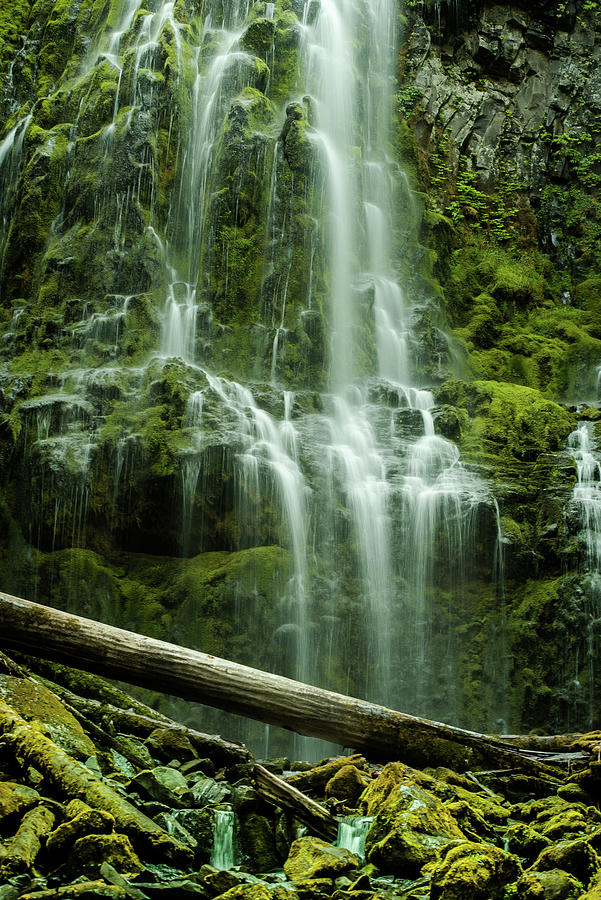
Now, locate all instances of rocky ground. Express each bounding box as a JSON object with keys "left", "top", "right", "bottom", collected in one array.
[{"left": 2, "top": 652, "right": 601, "bottom": 900}]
